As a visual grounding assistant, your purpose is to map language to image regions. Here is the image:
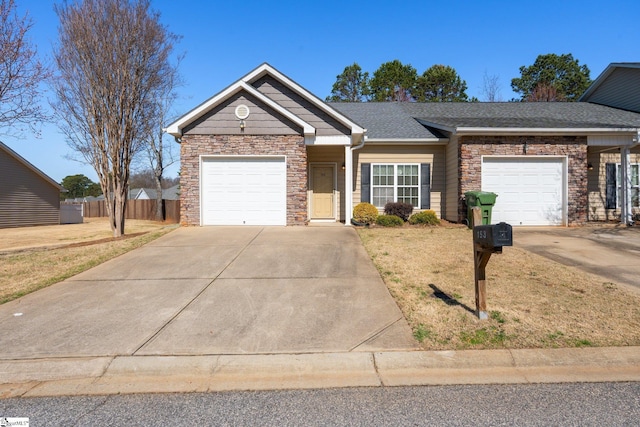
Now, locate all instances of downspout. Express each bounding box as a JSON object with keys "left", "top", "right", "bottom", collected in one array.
[
  {"left": 345, "top": 130, "right": 367, "bottom": 225},
  {"left": 625, "top": 130, "right": 640, "bottom": 226}
]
